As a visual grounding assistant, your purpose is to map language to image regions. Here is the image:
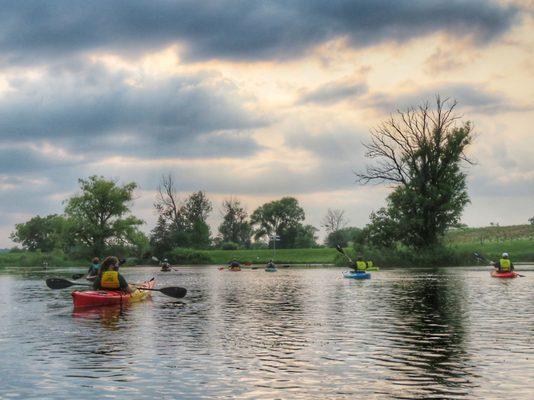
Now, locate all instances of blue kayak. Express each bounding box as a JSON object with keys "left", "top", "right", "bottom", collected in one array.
[
  {"left": 265, "top": 268, "right": 277, "bottom": 272},
  {"left": 343, "top": 271, "right": 371, "bottom": 280}
]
